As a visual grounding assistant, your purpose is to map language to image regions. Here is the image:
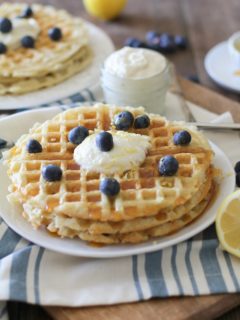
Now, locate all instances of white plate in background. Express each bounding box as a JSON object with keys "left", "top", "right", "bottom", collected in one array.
[
  {"left": 205, "top": 41, "right": 240, "bottom": 92},
  {"left": 0, "top": 21, "right": 114, "bottom": 110}
]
